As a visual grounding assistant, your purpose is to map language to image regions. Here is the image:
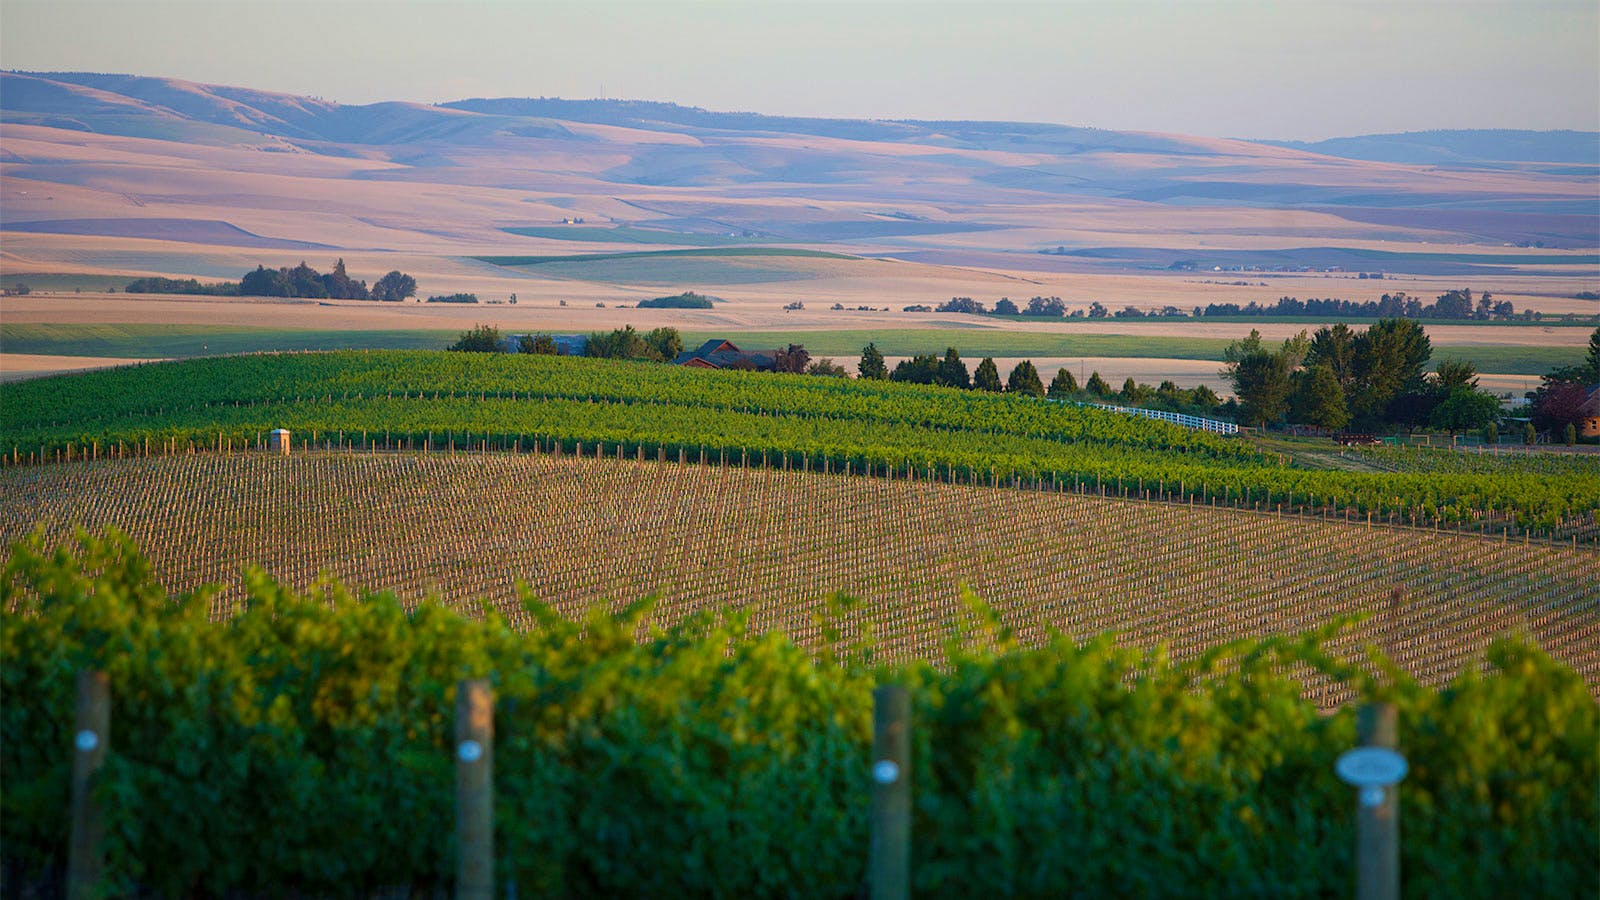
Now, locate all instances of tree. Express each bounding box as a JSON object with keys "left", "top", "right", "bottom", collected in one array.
[
  {"left": 774, "top": 344, "right": 811, "bottom": 374},
  {"left": 1349, "top": 318, "right": 1431, "bottom": 426},
  {"left": 587, "top": 326, "right": 657, "bottom": 360},
  {"left": 1433, "top": 358, "right": 1478, "bottom": 392},
  {"left": 644, "top": 327, "right": 683, "bottom": 362},
  {"left": 1024, "top": 296, "right": 1065, "bottom": 317},
  {"left": 1119, "top": 377, "right": 1139, "bottom": 403},
  {"left": 1483, "top": 420, "right": 1498, "bottom": 445},
  {"left": 890, "top": 353, "right": 939, "bottom": 385},
  {"left": 1087, "top": 301, "right": 1108, "bottom": 319},
  {"left": 1191, "top": 385, "right": 1221, "bottom": 408},
  {"left": 1288, "top": 365, "right": 1350, "bottom": 430},
  {"left": 1429, "top": 388, "right": 1499, "bottom": 434},
  {"left": 1221, "top": 330, "right": 1293, "bottom": 426},
  {"left": 937, "top": 297, "right": 986, "bottom": 314},
  {"left": 972, "top": 357, "right": 1002, "bottom": 392},
  {"left": 518, "top": 333, "right": 559, "bottom": 354},
  {"left": 1085, "top": 371, "right": 1112, "bottom": 397},
  {"left": 372, "top": 270, "right": 417, "bottom": 302},
  {"left": 858, "top": 343, "right": 888, "bottom": 380},
  {"left": 992, "top": 298, "right": 1020, "bottom": 316},
  {"left": 1307, "top": 323, "right": 1357, "bottom": 393},
  {"left": 1047, "top": 368, "right": 1078, "bottom": 398},
  {"left": 1587, "top": 326, "right": 1600, "bottom": 380},
  {"left": 320, "top": 258, "right": 368, "bottom": 300},
  {"left": 936, "top": 348, "right": 970, "bottom": 389},
  {"left": 1006, "top": 361, "right": 1045, "bottom": 397},
  {"left": 1524, "top": 422, "right": 1537, "bottom": 445},
  {"left": 449, "top": 324, "right": 503, "bottom": 352},
  {"left": 806, "top": 358, "right": 848, "bottom": 377},
  {"left": 1565, "top": 422, "right": 1577, "bottom": 446}
]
